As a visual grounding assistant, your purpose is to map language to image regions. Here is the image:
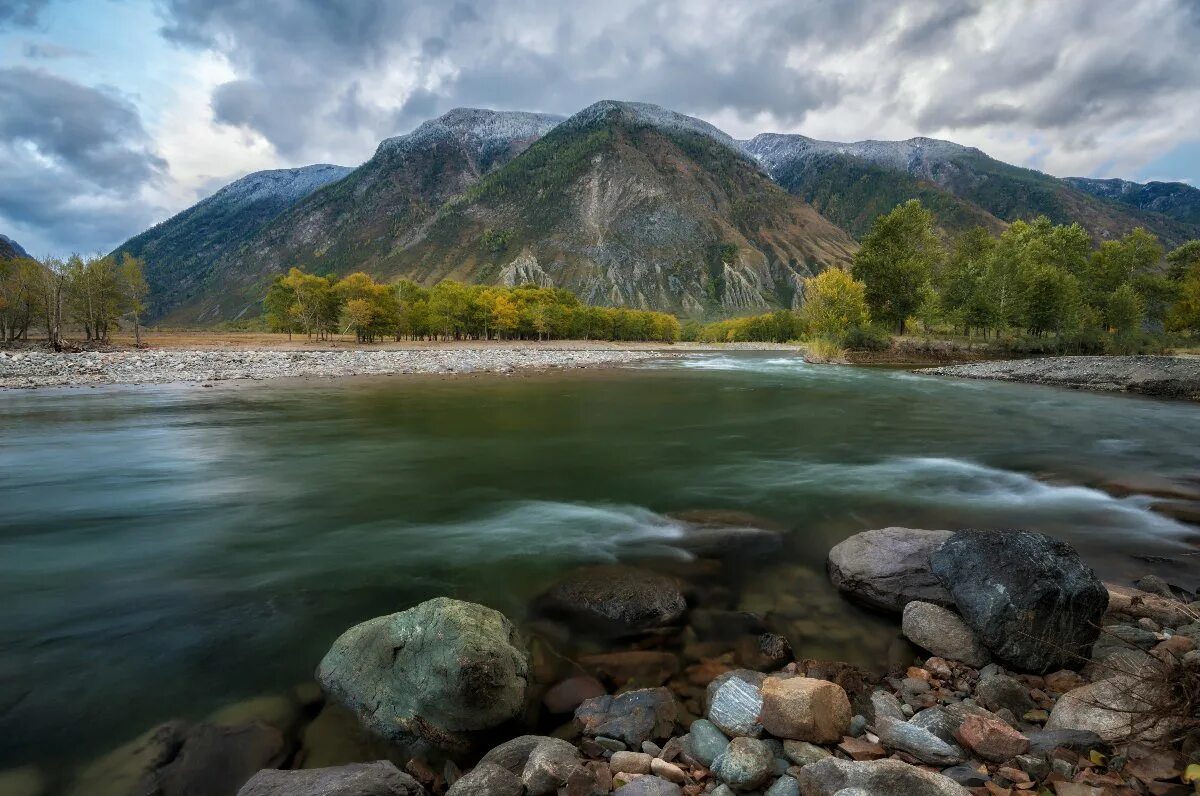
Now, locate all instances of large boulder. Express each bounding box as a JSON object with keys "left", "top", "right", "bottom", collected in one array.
[
  {"left": 930, "top": 530, "right": 1107, "bottom": 672},
  {"left": 533, "top": 565, "right": 688, "bottom": 637},
  {"left": 758, "top": 677, "right": 851, "bottom": 743},
  {"left": 69, "top": 721, "right": 286, "bottom": 796},
  {"left": 827, "top": 528, "right": 953, "bottom": 613},
  {"left": 446, "top": 762, "right": 522, "bottom": 796},
  {"left": 796, "top": 758, "right": 970, "bottom": 796},
  {"left": 1046, "top": 675, "right": 1178, "bottom": 744},
  {"left": 237, "top": 762, "right": 424, "bottom": 796},
  {"left": 316, "top": 598, "right": 528, "bottom": 747}
]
